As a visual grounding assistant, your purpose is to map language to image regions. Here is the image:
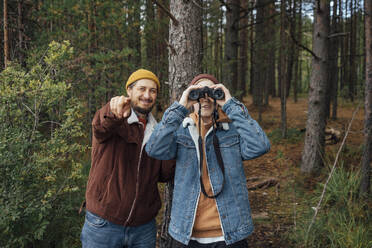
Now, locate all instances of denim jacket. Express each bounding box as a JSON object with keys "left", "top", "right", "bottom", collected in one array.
[{"left": 145, "top": 98, "right": 270, "bottom": 245}]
